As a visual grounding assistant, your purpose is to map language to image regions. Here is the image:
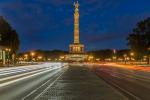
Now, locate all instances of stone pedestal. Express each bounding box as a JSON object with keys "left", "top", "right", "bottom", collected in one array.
[{"left": 69, "top": 43, "right": 84, "bottom": 54}]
